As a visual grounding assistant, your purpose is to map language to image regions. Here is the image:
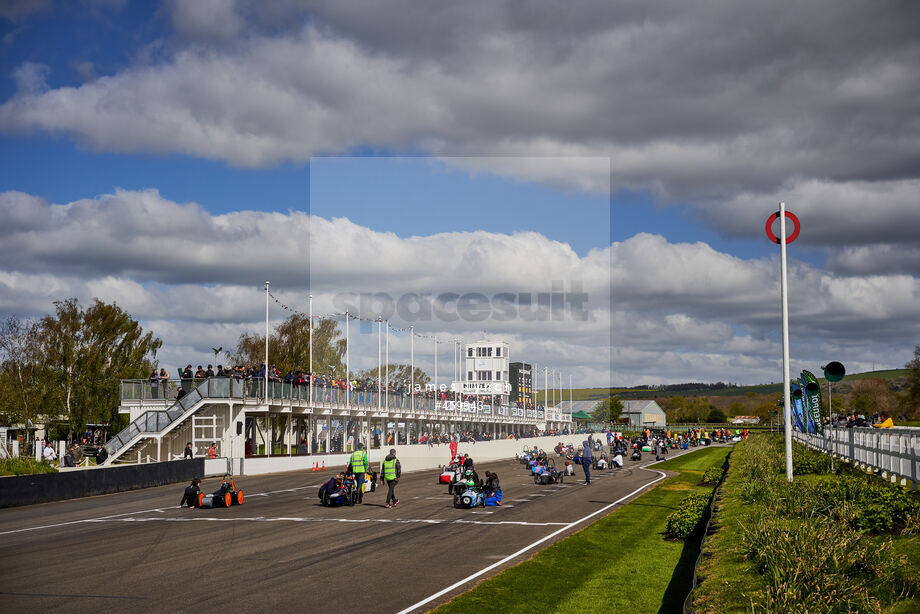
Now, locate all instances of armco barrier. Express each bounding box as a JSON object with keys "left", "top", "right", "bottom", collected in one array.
[{"left": 0, "top": 459, "right": 206, "bottom": 508}]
